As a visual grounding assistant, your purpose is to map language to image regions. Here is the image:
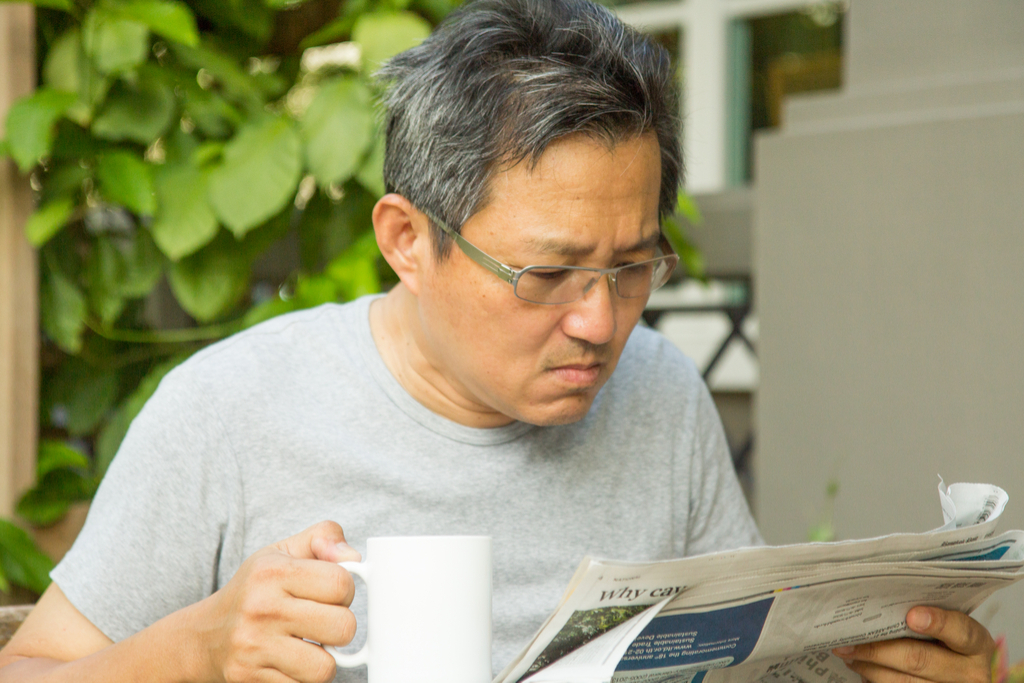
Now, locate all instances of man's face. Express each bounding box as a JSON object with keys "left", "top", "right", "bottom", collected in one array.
[{"left": 415, "top": 133, "right": 663, "bottom": 426}]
